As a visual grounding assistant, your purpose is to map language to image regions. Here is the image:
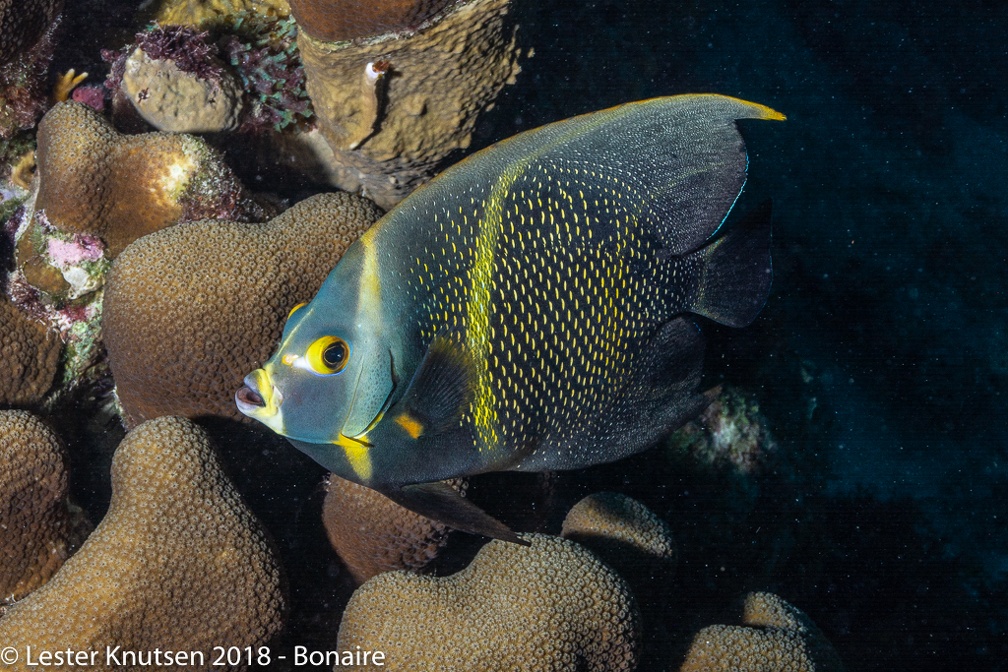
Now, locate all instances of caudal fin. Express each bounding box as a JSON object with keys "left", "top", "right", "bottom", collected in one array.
[{"left": 686, "top": 201, "right": 773, "bottom": 328}]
